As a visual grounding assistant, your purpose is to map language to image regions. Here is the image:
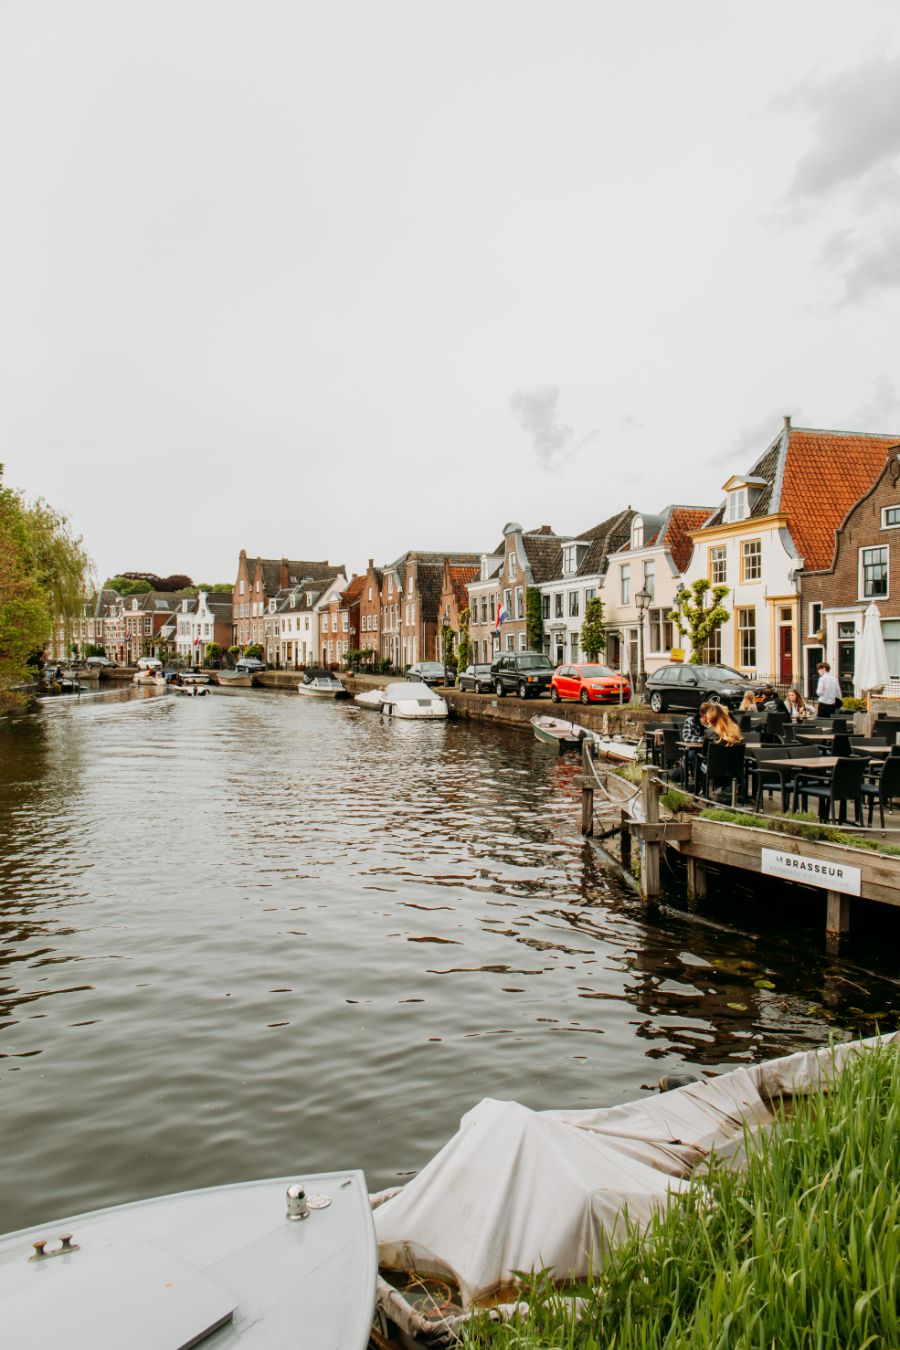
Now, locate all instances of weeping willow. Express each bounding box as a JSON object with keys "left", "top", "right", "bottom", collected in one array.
[{"left": 22, "top": 495, "right": 94, "bottom": 632}]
